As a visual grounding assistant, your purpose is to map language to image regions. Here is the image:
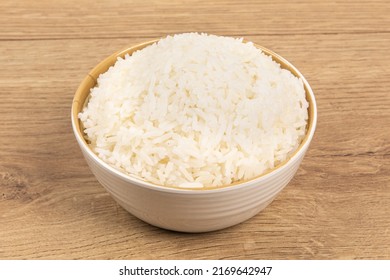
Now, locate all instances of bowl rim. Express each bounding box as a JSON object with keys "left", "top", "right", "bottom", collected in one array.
[{"left": 71, "top": 38, "right": 317, "bottom": 193}]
